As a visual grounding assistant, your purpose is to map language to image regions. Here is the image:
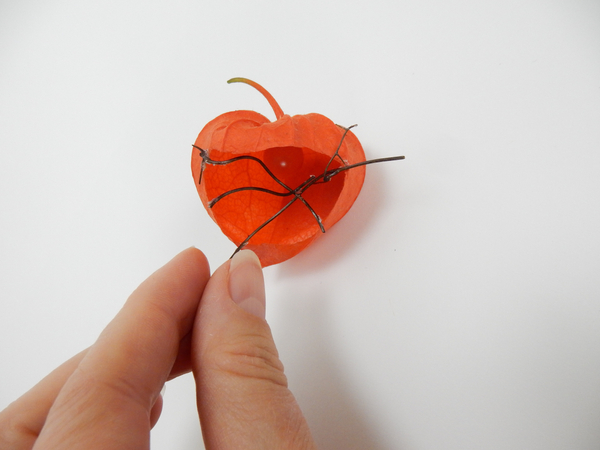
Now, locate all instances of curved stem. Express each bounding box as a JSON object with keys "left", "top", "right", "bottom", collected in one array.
[{"left": 227, "top": 77, "right": 285, "bottom": 120}]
